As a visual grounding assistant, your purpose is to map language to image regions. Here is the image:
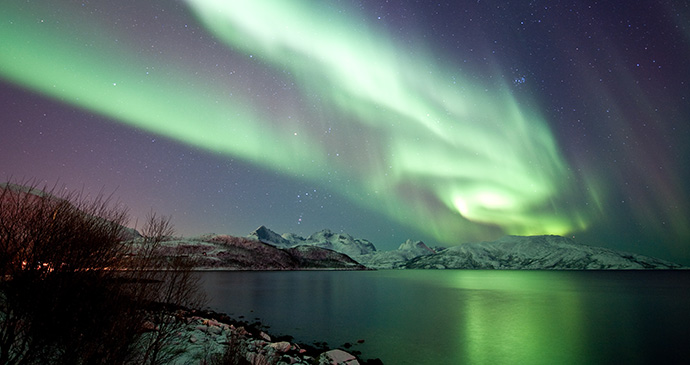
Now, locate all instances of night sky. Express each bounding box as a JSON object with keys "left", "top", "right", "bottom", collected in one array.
[{"left": 1, "top": 1, "right": 688, "bottom": 264}]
